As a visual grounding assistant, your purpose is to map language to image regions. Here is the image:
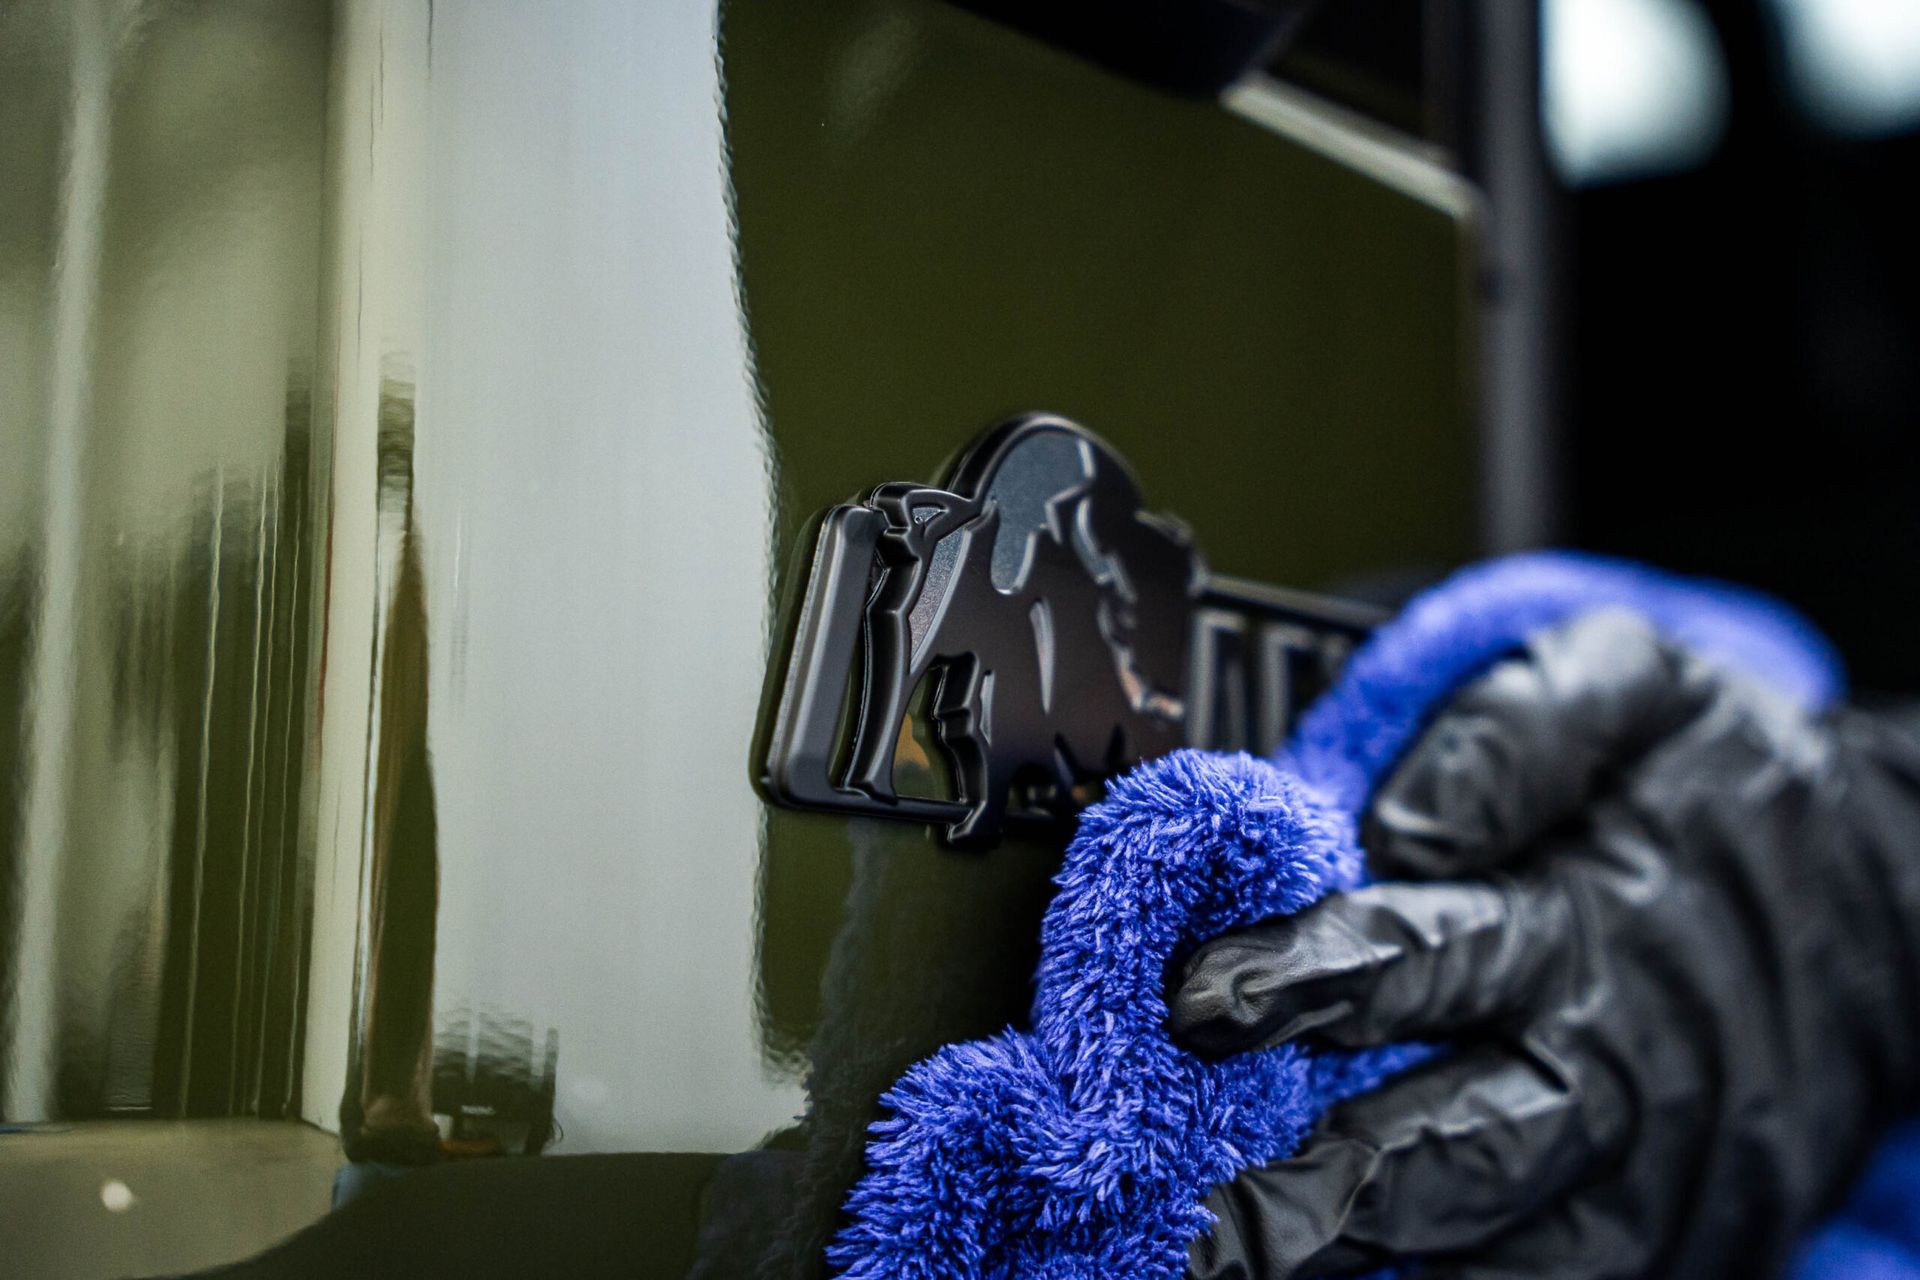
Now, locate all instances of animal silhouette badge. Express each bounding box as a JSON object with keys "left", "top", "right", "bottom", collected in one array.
[{"left": 759, "top": 415, "right": 1375, "bottom": 847}]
